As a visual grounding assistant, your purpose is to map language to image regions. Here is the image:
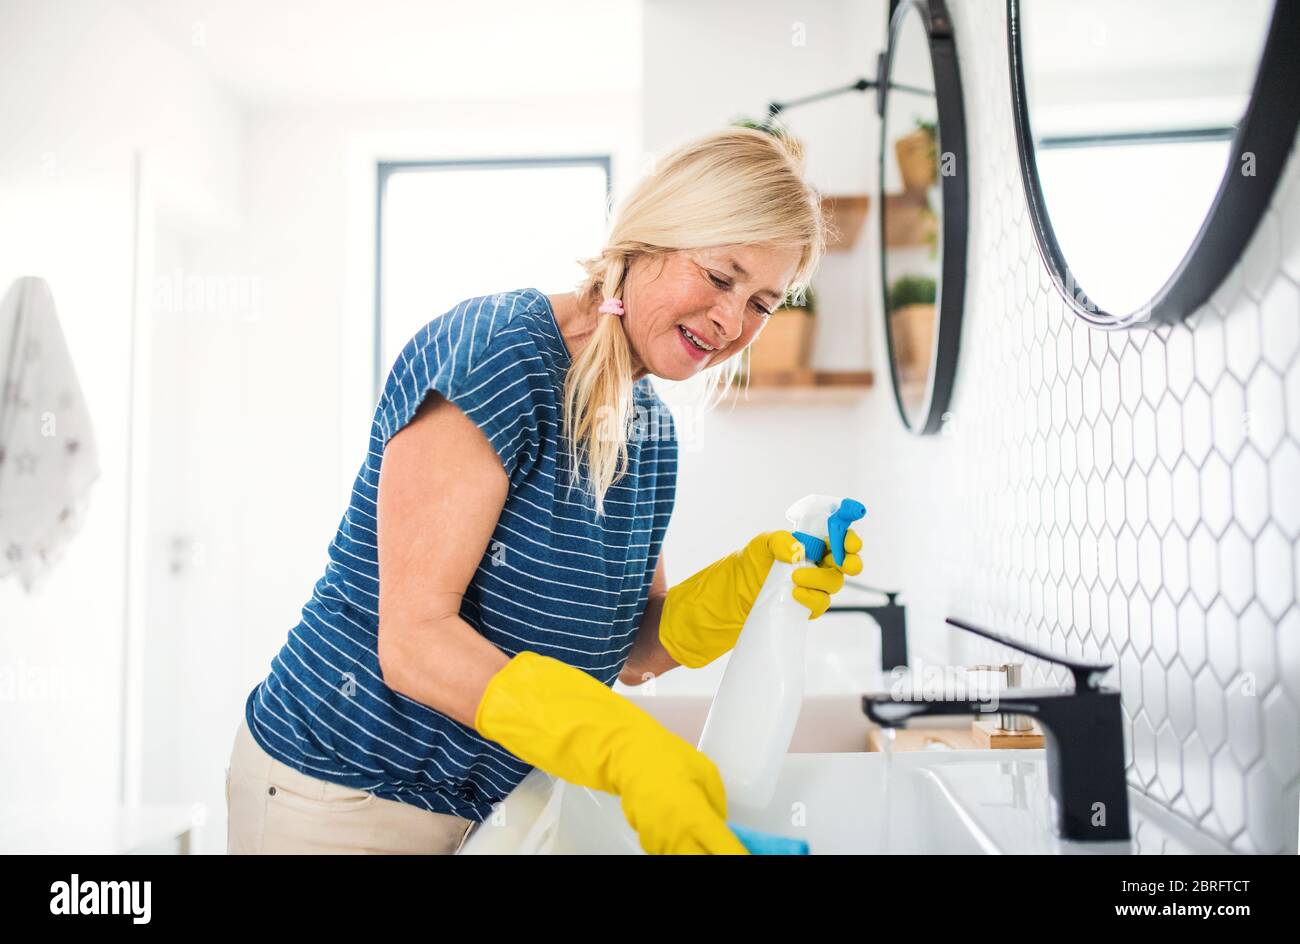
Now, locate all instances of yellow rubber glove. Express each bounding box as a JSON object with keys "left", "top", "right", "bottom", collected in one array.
[
  {"left": 474, "top": 650, "right": 749, "bottom": 855},
  {"left": 658, "top": 527, "right": 863, "bottom": 669}
]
